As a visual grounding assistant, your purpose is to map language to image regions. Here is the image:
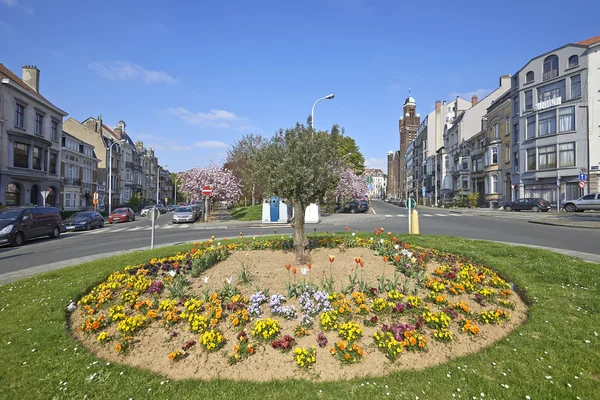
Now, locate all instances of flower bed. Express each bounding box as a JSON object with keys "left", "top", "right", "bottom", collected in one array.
[{"left": 70, "top": 234, "right": 528, "bottom": 381}]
